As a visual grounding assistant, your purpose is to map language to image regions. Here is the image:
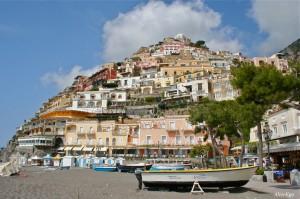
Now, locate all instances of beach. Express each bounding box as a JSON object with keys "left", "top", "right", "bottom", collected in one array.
[{"left": 0, "top": 167, "right": 299, "bottom": 199}]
